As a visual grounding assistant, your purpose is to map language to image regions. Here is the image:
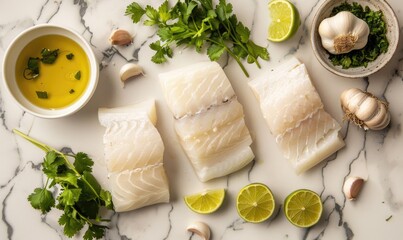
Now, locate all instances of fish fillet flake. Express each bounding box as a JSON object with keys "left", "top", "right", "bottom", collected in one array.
[
  {"left": 249, "top": 57, "right": 345, "bottom": 173},
  {"left": 159, "top": 62, "right": 254, "bottom": 182},
  {"left": 98, "top": 100, "right": 169, "bottom": 212}
]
